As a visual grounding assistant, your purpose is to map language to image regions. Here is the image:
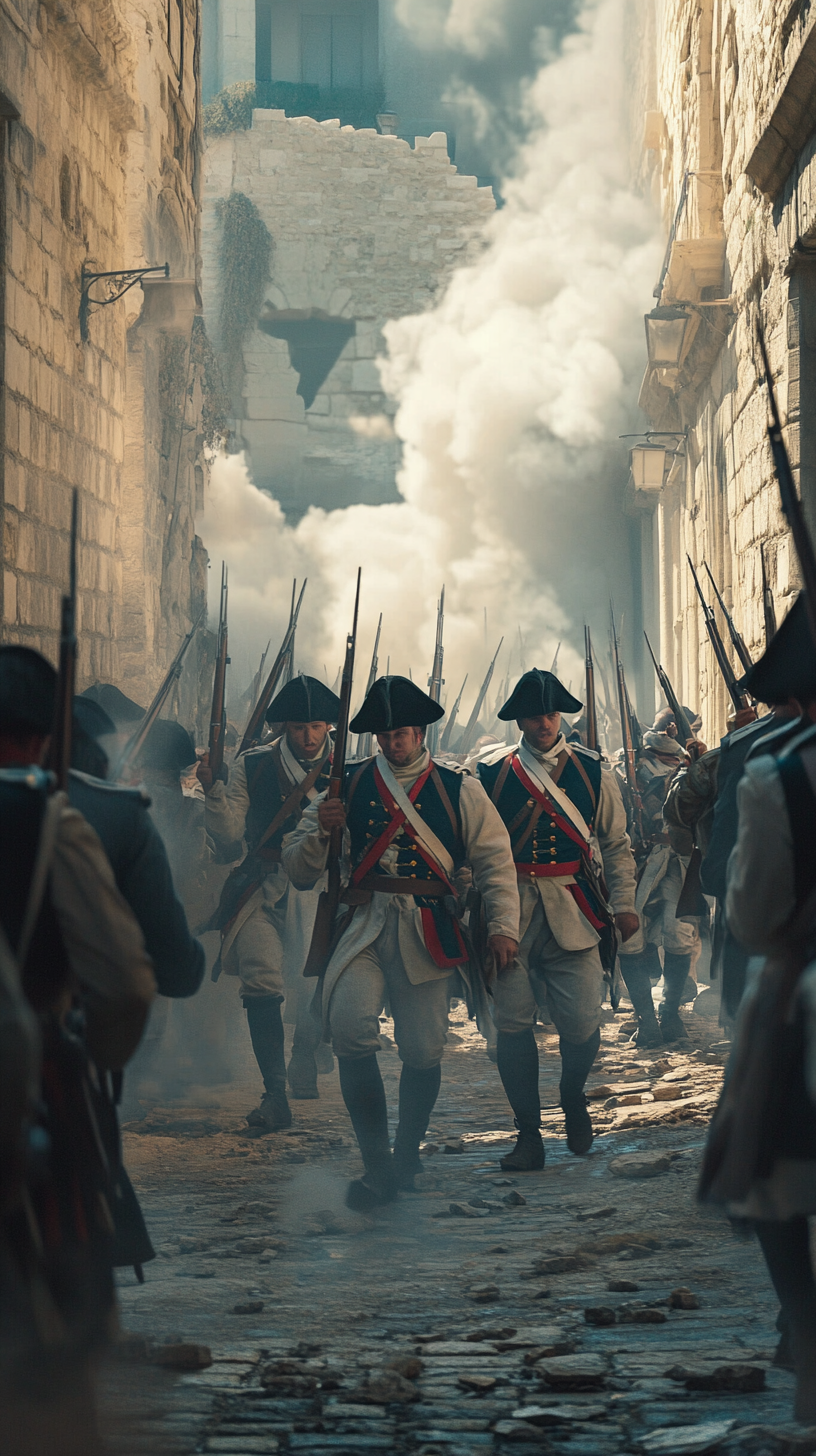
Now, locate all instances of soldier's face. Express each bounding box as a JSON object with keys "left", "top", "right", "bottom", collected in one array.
[
  {"left": 286, "top": 721, "right": 329, "bottom": 758},
  {"left": 377, "top": 726, "right": 424, "bottom": 765},
  {"left": 519, "top": 712, "right": 561, "bottom": 752}
]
